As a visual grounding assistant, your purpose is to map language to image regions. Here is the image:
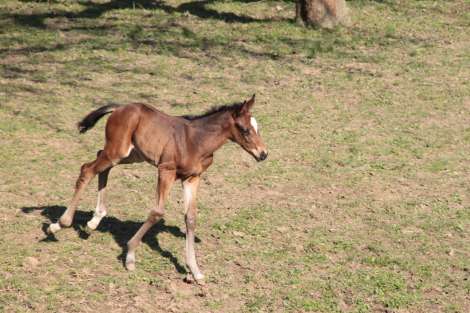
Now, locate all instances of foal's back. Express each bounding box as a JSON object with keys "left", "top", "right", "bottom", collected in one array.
[{"left": 104, "top": 103, "right": 187, "bottom": 166}]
